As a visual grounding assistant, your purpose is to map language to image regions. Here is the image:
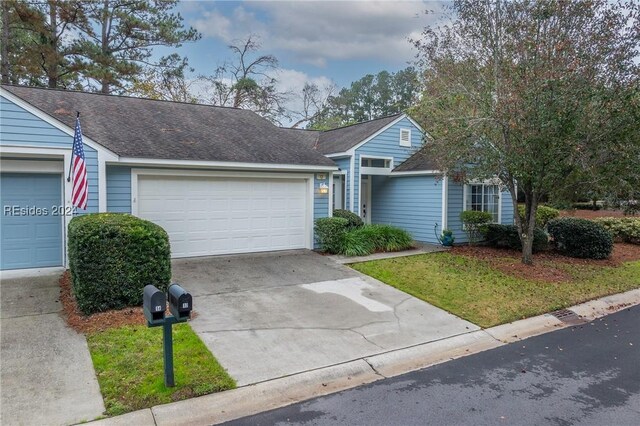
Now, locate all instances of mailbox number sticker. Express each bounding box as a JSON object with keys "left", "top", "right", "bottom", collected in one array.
[
  {"left": 154, "top": 306, "right": 163, "bottom": 312},
  {"left": 182, "top": 302, "right": 189, "bottom": 309}
]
